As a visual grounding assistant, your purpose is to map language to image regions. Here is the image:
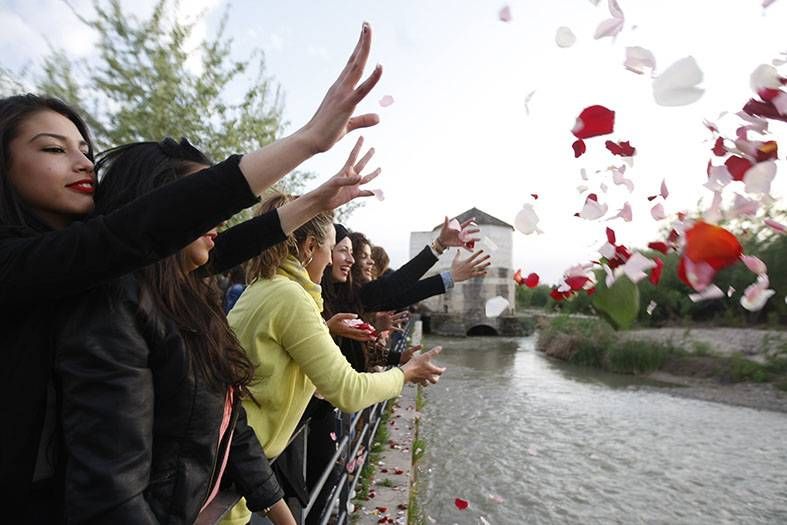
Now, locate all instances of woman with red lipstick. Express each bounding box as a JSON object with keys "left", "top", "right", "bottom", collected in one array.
[
  {"left": 53, "top": 136, "right": 380, "bottom": 524},
  {"left": 0, "top": 22, "right": 384, "bottom": 520}
]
